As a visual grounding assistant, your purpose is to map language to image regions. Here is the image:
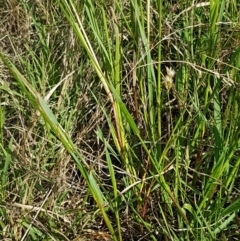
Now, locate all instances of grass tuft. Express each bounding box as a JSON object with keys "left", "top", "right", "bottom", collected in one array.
[{"left": 0, "top": 0, "right": 240, "bottom": 240}]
